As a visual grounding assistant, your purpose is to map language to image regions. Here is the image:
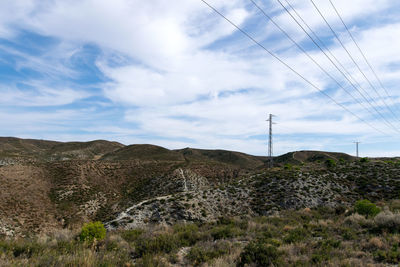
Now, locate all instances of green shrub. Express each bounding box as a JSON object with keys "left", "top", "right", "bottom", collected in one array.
[
  {"left": 56, "top": 240, "right": 77, "bottom": 254},
  {"left": 325, "top": 159, "right": 336, "bottom": 168},
  {"left": 210, "top": 225, "right": 242, "bottom": 240},
  {"left": 173, "top": 223, "right": 202, "bottom": 246},
  {"left": 135, "top": 254, "right": 170, "bottom": 267},
  {"left": 354, "top": 200, "right": 381, "bottom": 218},
  {"left": 374, "top": 246, "right": 400, "bottom": 264},
  {"left": 187, "top": 241, "right": 230, "bottom": 265},
  {"left": 310, "top": 239, "right": 341, "bottom": 264},
  {"left": 2, "top": 241, "right": 44, "bottom": 258},
  {"left": 79, "top": 221, "right": 106, "bottom": 243},
  {"left": 135, "top": 234, "right": 179, "bottom": 256},
  {"left": 216, "top": 217, "right": 248, "bottom": 230},
  {"left": 360, "top": 157, "right": 369, "bottom": 163},
  {"left": 284, "top": 163, "right": 292, "bottom": 170},
  {"left": 239, "top": 238, "right": 284, "bottom": 266},
  {"left": 121, "top": 228, "right": 144, "bottom": 243},
  {"left": 283, "top": 227, "right": 308, "bottom": 244},
  {"left": 340, "top": 227, "right": 357, "bottom": 240}
]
